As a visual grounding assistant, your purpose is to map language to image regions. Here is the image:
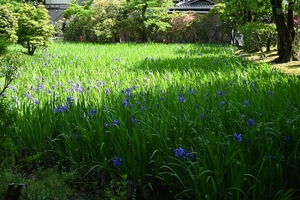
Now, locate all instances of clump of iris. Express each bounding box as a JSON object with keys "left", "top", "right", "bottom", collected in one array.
[
  {"left": 112, "top": 156, "right": 122, "bottom": 167},
  {"left": 174, "top": 147, "right": 194, "bottom": 160},
  {"left": 234, "top": 133, "right": 242, "bottom": 143}
]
